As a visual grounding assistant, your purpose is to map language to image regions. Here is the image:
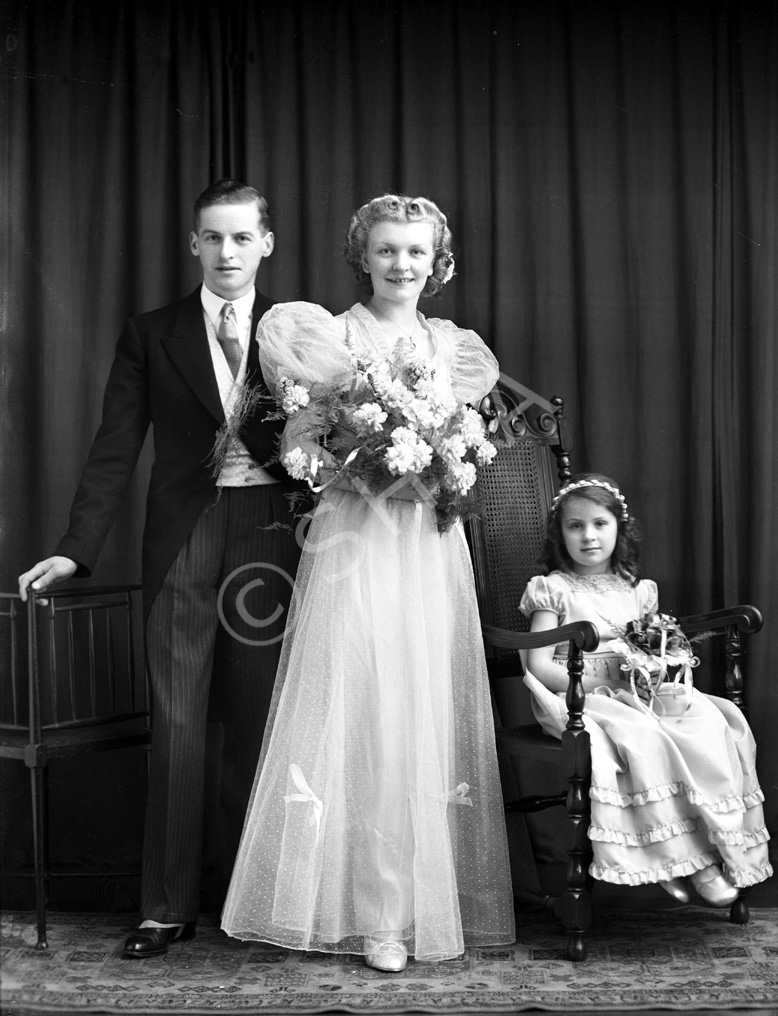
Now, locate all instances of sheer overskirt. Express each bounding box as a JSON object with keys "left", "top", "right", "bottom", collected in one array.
[{"left": 222, "top": 488, "right": 515, "bottom": 959}]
